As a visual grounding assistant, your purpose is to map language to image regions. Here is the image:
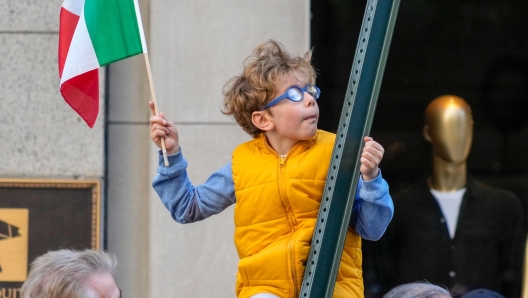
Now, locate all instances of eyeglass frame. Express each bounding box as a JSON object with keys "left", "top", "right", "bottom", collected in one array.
[{"left": 260, "top": 84, "right": 321, "bottom": 111}]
